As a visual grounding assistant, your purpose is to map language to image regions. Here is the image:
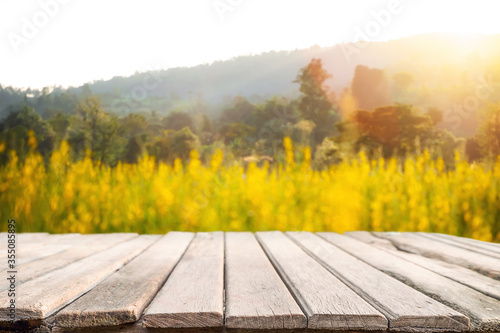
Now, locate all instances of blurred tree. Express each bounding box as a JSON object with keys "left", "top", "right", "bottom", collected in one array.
[
  {"left": 73, "top": 96, "right": 120, "bottom": 164},
  {"left": 426, "top": 107, "right": 443, "bottom": 125},
  {"left": 123, "top": 134, "right": 147, "bottom": 164},
  {"left": 314, "top": 137, "right": 342, "bottom": 169},
  {"left": 294, "top": 58, "right": 333, "bottom": 126},
  {"left": 120, "top": 113, "right": 147, "bottom": 138},
  {"left": 1, "top": 106, "right": 55, "bottom": 157},
  {"left": 248, "top": 96, "right": 298, "bottom": 129},
  {"left": 171, "top": 127, "right": 200, "bottom": 160},
  {"left": 465, "top": 137, "right": 483, "bottom": 163},
  {"left": 392, "top": 72, "right": 414, "bottom": 98},
  {"left": 48, "top": 112, "right": 70, "bottom": 139},
  {"left": 200, "top": 114, "right": 213, "bottom": 132},
  {"left": 351, "top": 65, "right": 391, "bottom": 110},
  {"left": 218, "top": 122, "right": 256, "bottom": 145},
  {"left": 478, "top": 105, "right": 500, "bottom": 158},
  {"left": 147, "top": 132, "right": 174, "bottom": 162},
  {"left": 0, "top": 126, "right": 29, "bottom": 164},
  {"left": 163, "top": 112, "right": 194, "bottom": 132},
  {"left": 294, "top": 58, "right": 337, "bottom": 144},
  {"left": 353, "top": 105, "right": 433, "bottom": 158},
  {"left": 219, "top": 95, "right": 255, "bottom": 124}
]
